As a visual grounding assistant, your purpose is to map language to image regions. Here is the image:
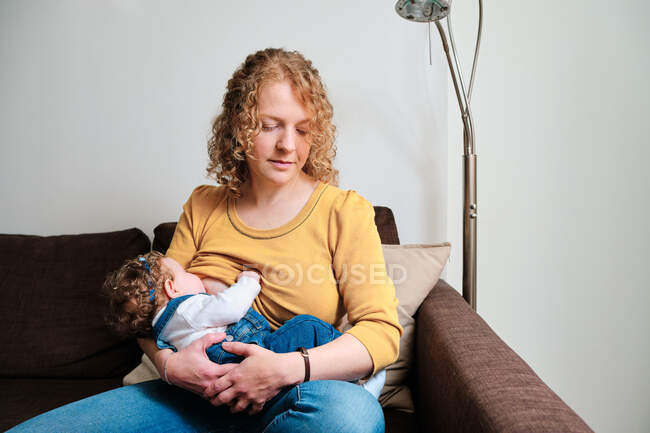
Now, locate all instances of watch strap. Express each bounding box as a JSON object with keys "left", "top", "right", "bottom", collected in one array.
[{"left": 298, "top": 347, "right": 310, "bottom": 383}]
